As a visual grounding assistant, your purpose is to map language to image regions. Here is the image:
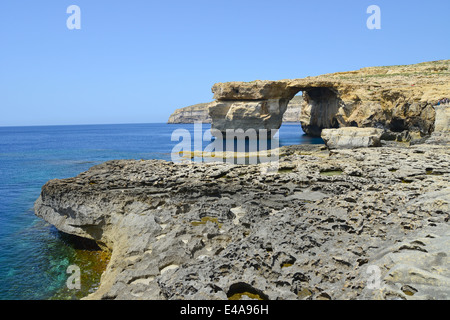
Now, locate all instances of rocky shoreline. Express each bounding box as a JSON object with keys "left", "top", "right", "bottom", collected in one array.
[
  {"left": 34, "top": 60, "right": 449, "bottom": 300},
  {"left": 34, "top": 138, "right": 449, "bottom": 300}
]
